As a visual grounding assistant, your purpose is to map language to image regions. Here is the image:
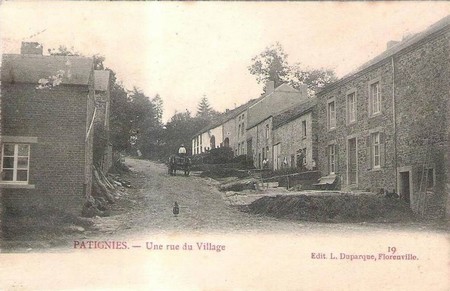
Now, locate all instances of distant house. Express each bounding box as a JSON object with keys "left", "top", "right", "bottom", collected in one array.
[
  {"left": 272, "top": 98, "right": 317, "bottom": 171},
  {"left": 191, "top": 99, "right": 259, "bottom": 156},
  {"left": 0, "top": 42, "right": 96, "bottom": 216},
  {"left": 316, "top": 16, "right": 450, "bottom": 216}
]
